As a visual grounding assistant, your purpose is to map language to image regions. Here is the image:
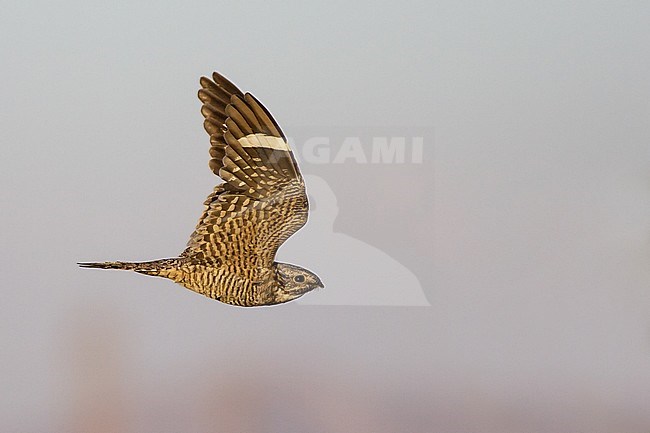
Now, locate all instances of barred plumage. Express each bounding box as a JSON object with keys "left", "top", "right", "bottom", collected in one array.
[{"left": 80, "top": 72, "right": 323, "bottom": 307}]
